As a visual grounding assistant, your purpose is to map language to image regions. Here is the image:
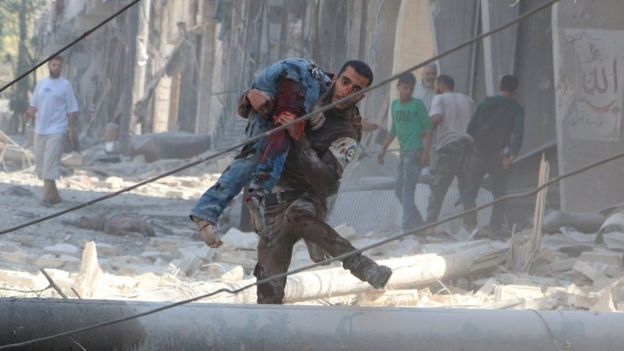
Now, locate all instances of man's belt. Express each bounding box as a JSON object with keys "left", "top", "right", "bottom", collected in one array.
[{"left": 263, "top": 190, "right": 303, "bottom": 207}]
